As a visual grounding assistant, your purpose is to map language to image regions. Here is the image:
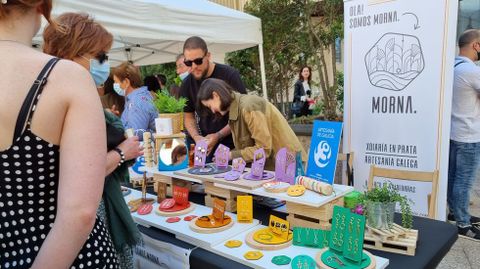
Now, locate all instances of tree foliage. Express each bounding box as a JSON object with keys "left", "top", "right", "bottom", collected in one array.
[
  {"left": 226, "top": 0, "right": 312, "bottom": 114},
  {"left": 139, "top": 62, "right": 178, "bottom": 90},
  {"left": 301, "top": 0, "right": 344, "bottom": 120},
  {"left": 227, "top": 0, "right": 344, "bottom": 120}
]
